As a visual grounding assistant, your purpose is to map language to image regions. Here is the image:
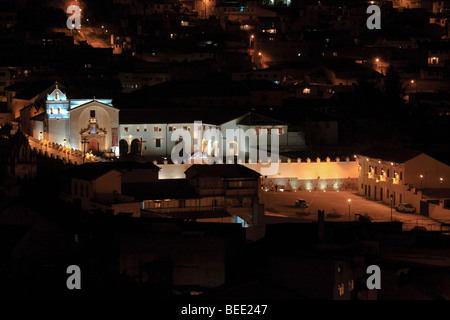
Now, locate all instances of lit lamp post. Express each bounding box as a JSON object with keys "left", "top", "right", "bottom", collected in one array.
[
  {"left": 390, "top": 195, "right": 393, "bottom": 221},
  {"left": 410, "top": 79, "right": 416, "bottom": 93},
  {"left": 203, "top": 0, "right": 207, "bottom": 19},
  {"left": 81, "top": 136, "right": 89, "bottom": 163},
  {"left": 257, "top": 51, "right": 263, "bottom": 68},
  {"left": 420, "top": 174, "right": 423, "bottom": 190},
  {"left": 441, "top": 178, "right": 444, "bottom": 204},
  {"left": 348, "top": 199, "right": 351, "bottom": 221},
  {"left": 249, "top": 34, "right": 254, "bottom": 52}
]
